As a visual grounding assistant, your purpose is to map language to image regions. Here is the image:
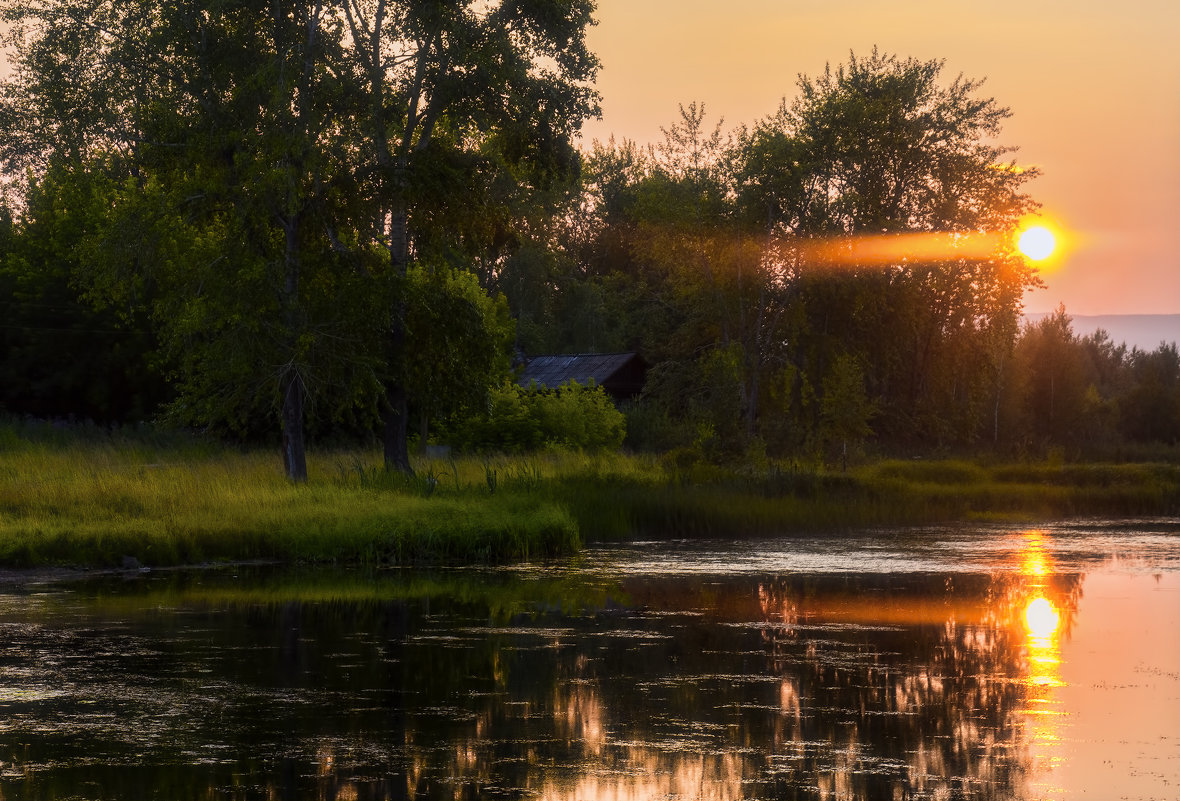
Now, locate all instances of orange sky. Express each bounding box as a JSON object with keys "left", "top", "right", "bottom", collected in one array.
[{"left": 582, "top": 0, "right": 1180, "bottom": 315}]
